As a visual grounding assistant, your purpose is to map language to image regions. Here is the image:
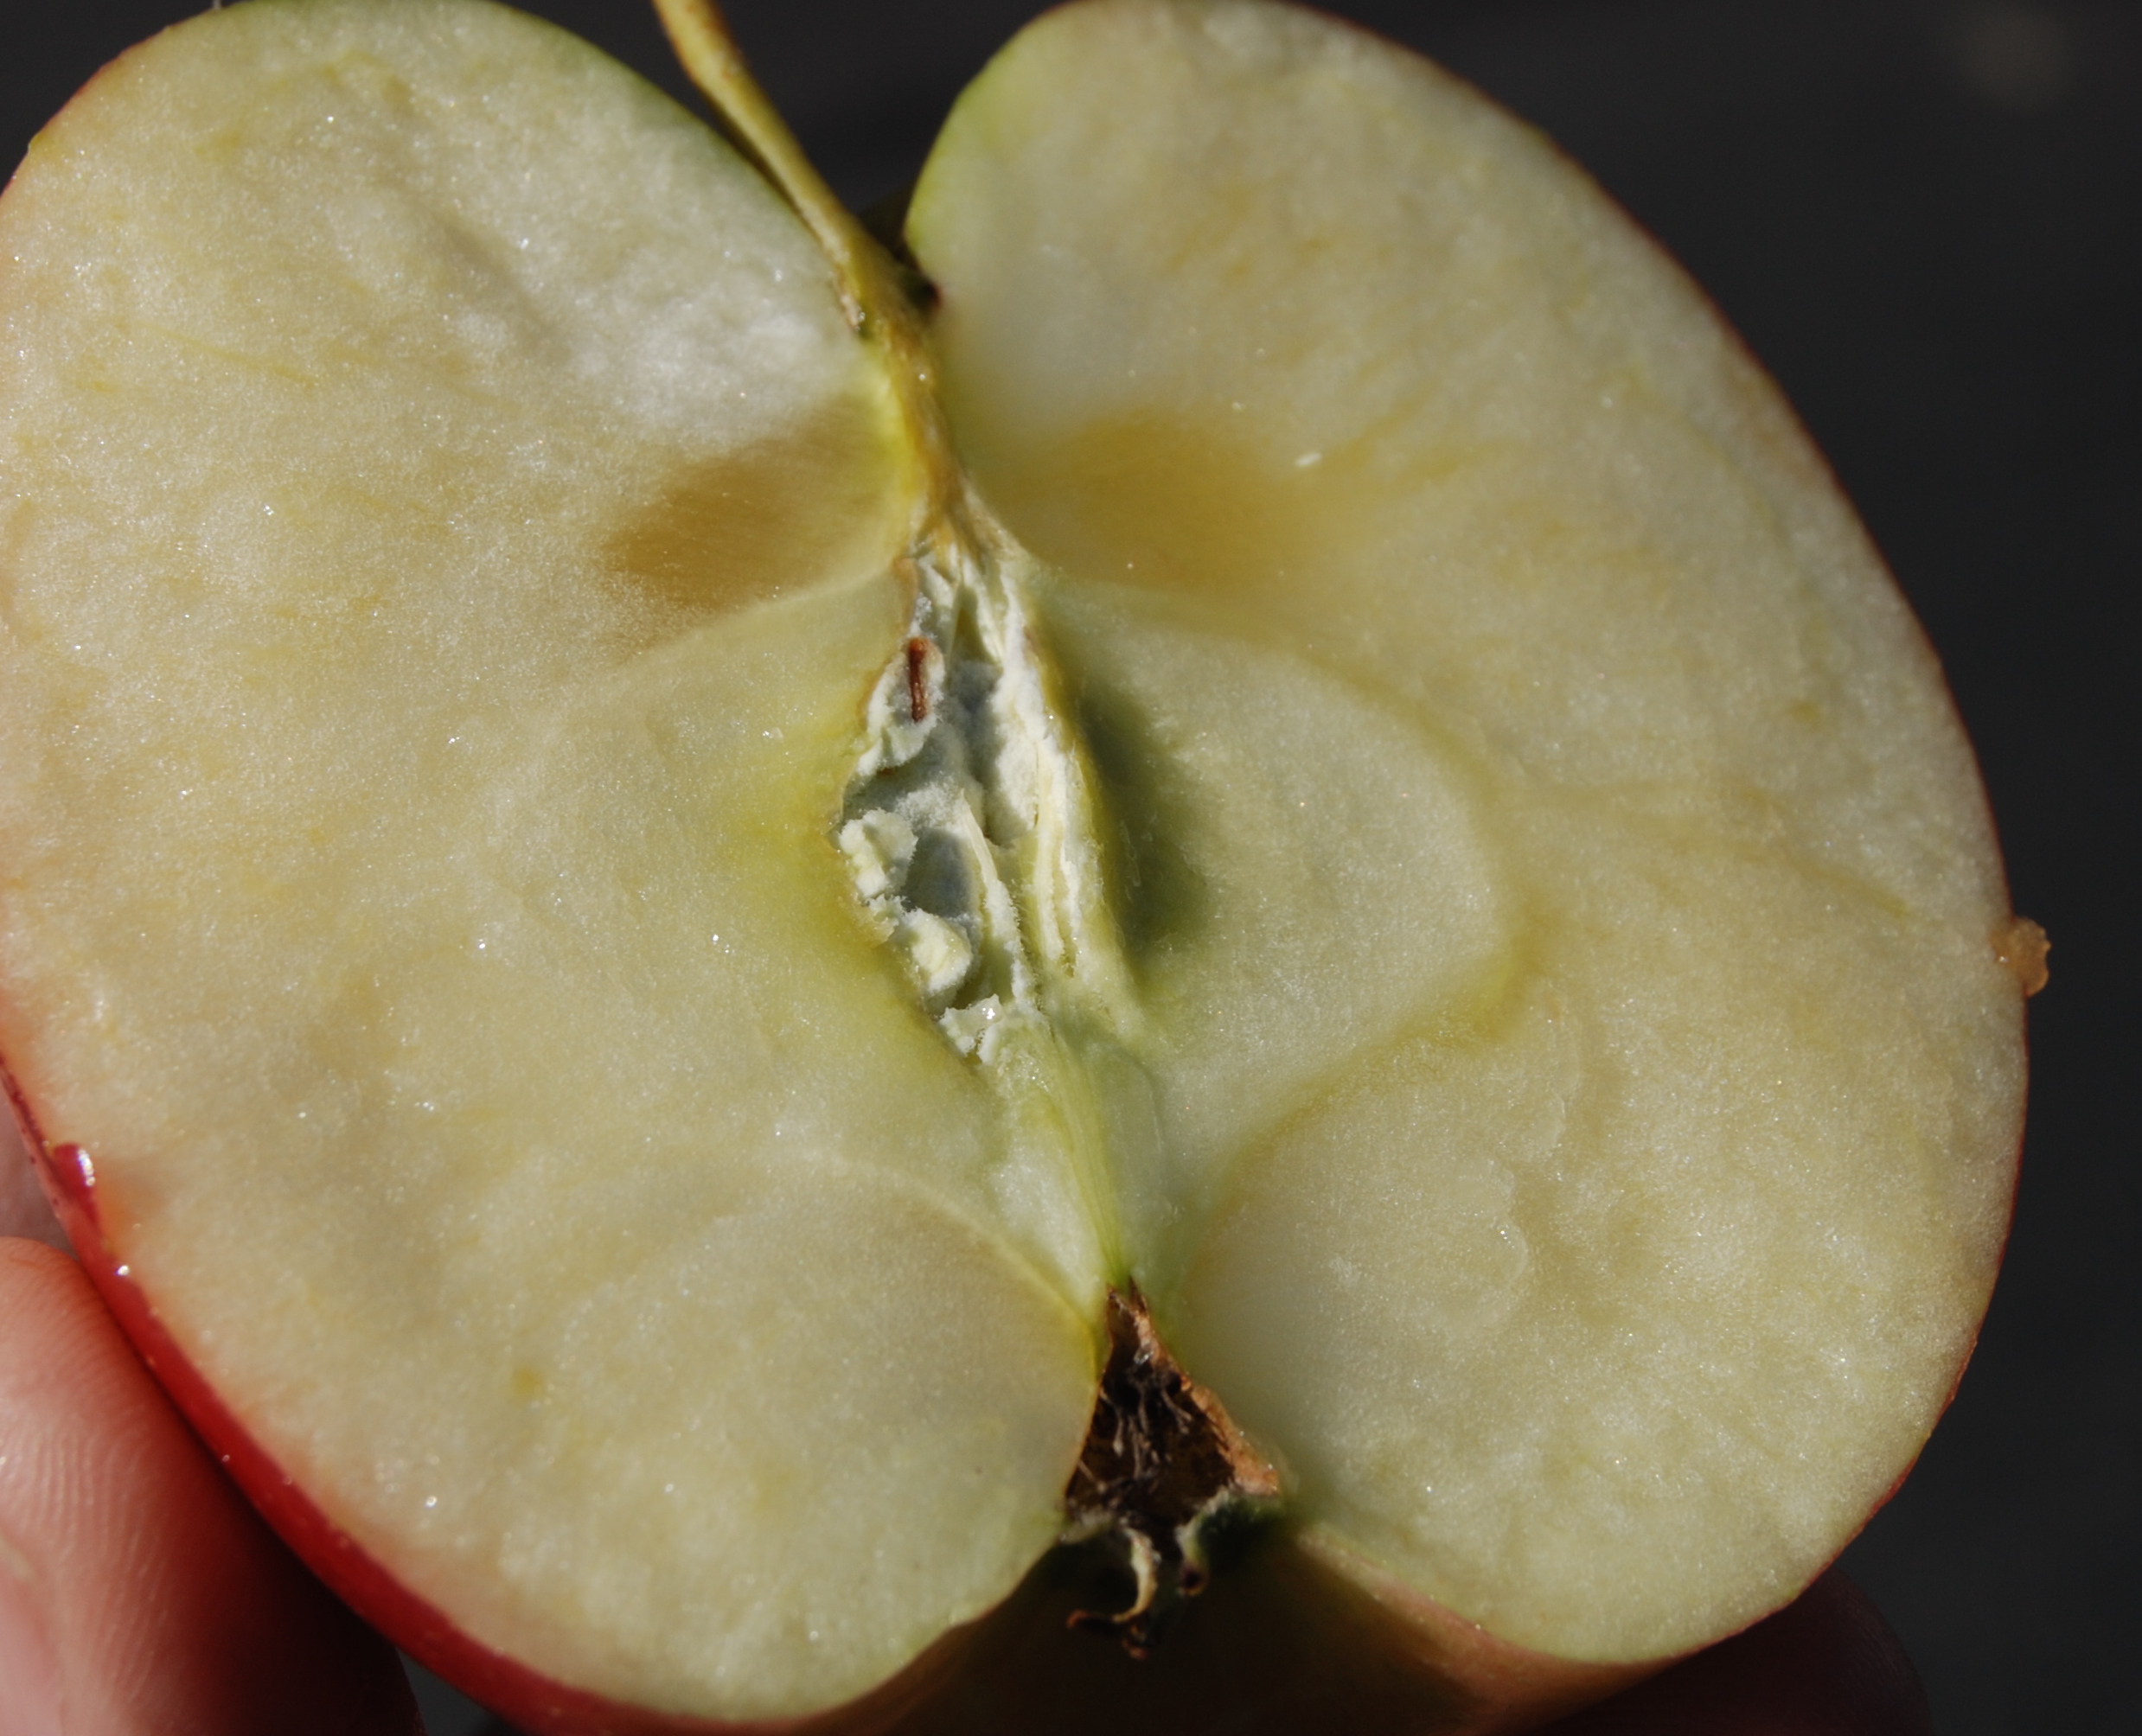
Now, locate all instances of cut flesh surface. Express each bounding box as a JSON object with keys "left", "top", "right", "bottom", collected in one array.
[
  {"left": 0, "top": 0, "right": 1097, "bottom": 1719},
  {"left": 908, "top": 0, "right": 2025, "bottom": 1663},
  {"left": 0, "top": 0, "right": 2027, "bottom": 1720}
]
